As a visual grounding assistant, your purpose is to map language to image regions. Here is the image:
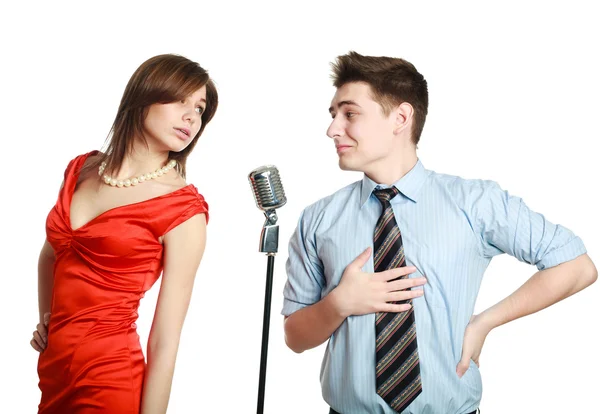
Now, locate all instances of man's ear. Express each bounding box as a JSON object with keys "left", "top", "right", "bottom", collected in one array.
[{"left": 393, "top": 102, "right": 414, "bottom": 135}]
